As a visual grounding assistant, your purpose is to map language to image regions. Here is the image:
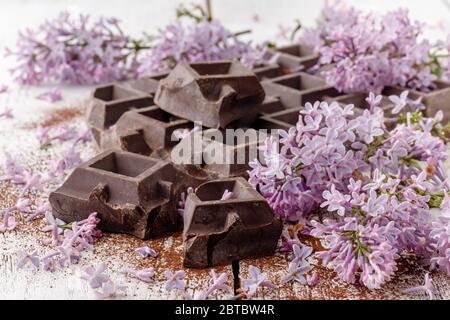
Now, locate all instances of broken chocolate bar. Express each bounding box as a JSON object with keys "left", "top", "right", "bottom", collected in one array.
[
  {"left": 49, "top": 150, "right": 200, "bottom": 239},
  {"left": 183, "top": 178, "right": 282, "bottom": 268},
  {"left": 155, "top": 61, "right": 265, "bottom": 128}
]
